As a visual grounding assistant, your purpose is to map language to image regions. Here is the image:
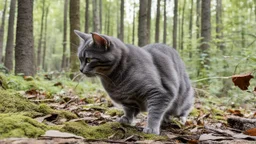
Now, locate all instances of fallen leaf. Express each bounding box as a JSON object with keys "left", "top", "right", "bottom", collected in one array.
[
  {"left": 244, "top": 128, "right": 256, "bottom": 136},
  {"left": 53, "top": 82, "right": 63, "bottom": 87},
  {"left": 35, "top": 114, "right": 53, "bottom": 123},
  {"left": 41, "top": 130, "right": 84, "bottom": 139},
  {"left": 24, "top": 76, "right": 34, "bottom": 81},
  {"left": 232, "top": 73, "right": 254, "bottom": 90},
  {"left": 199, "top": 133, "right": 233, "bottom": 141}
]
